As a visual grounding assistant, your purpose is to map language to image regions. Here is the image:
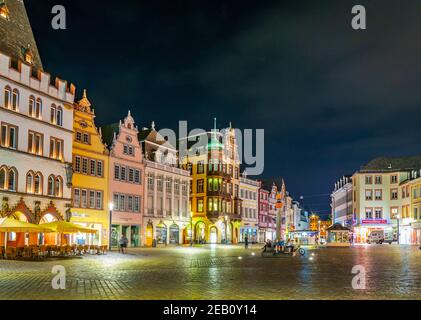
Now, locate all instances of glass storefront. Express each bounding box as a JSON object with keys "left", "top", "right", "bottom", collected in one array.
[
  {"left": 169, "top": 224, "right": 180, "bottom": 244},
  {"left": 196, "top": 222, "right": 206, "bottom": 243},
  {"left": 240, "top": 227, "right": 258, "bottom": 243},
  {"left": 111, "top": 225, "right": 120, "bottom": 247},
  {"left": 131, "top": 225, "right": 140, "bottom": 247},
  {"left": 156, "top": 224, "right": 167, "bottom": 244},
  {"left": 73, "top": 223, "right": 102, "bottom": 245}
]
